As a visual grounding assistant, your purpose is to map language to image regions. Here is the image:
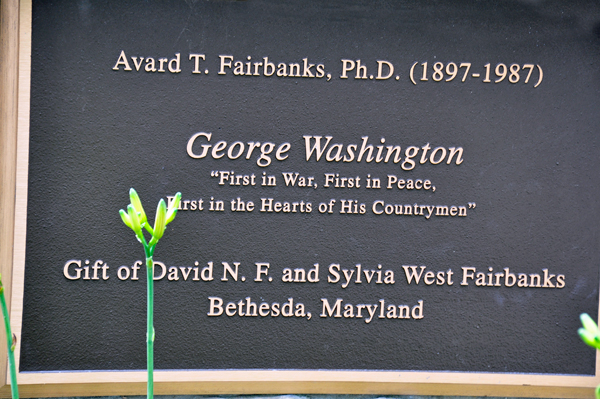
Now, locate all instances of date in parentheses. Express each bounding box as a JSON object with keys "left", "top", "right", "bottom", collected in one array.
[{"left": 409, "top": 62, "right": 543, "bottom": 88}]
